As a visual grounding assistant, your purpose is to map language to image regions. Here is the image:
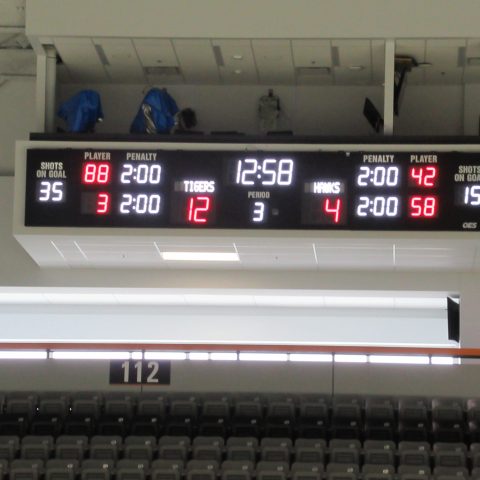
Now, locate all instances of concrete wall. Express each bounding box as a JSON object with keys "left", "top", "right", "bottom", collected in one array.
[{"left": 26, "top": 0, "right": 480, "bottom": 39}]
